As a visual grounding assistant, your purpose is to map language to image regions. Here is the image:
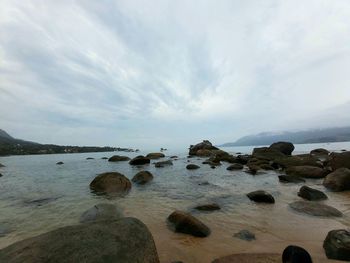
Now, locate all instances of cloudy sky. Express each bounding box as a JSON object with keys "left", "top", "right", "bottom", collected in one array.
[{"left": 1, "top": 0, "right": 350, "bottom": 149}]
